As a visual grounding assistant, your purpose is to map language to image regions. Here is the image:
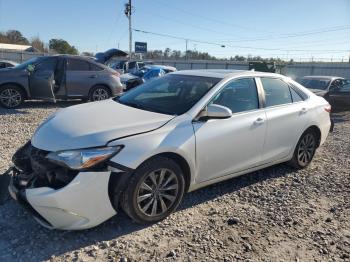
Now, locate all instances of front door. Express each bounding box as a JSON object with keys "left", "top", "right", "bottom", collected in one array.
[
  {"left": 29, "top": 57, "right": 58, "bottom": 100},
  {"left": 193, "top": 78, "right": 266, "bottom": 183}
]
